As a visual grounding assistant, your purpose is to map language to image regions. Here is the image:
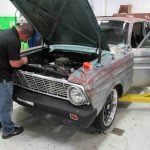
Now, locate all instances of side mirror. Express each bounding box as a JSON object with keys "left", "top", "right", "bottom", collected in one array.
[{"left": 124, "top": 44, "right": 132, "bottom": 53}]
